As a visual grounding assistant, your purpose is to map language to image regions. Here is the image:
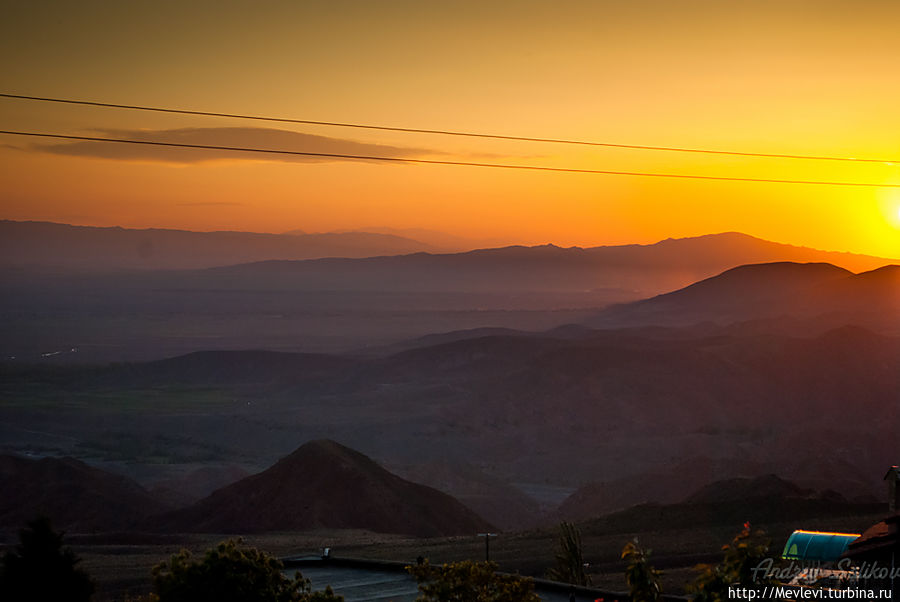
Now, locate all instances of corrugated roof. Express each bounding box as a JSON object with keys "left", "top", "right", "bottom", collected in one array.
[{"left": 782, "top": 530, "right": 860, "bottom": 562}]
